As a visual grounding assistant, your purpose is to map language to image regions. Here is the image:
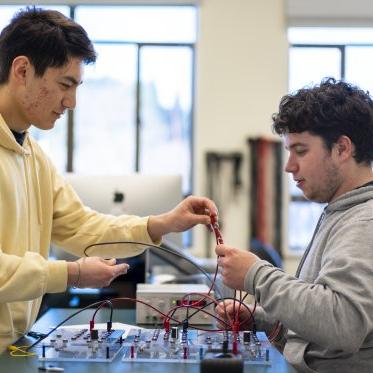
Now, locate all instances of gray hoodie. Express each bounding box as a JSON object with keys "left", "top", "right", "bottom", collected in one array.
[{"left": 244, "top": 185, "right": 373, "bottom": 372}]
